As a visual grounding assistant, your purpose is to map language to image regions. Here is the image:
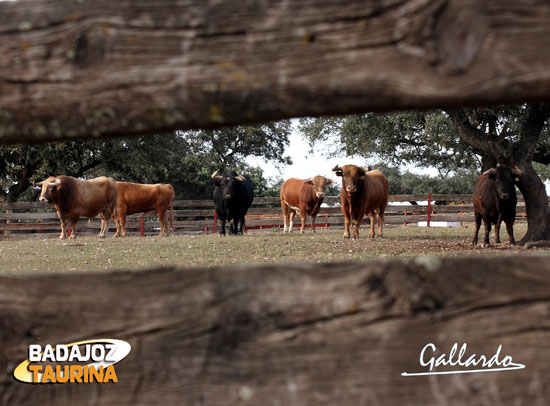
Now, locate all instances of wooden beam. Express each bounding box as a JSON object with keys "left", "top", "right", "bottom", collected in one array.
[
  {"left": 1, "top": 0, "right": 549, "bottom": 144},
  {"left": 0, "top": 256, "right": 549, "bottom": 404}
]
